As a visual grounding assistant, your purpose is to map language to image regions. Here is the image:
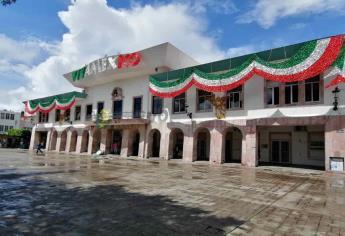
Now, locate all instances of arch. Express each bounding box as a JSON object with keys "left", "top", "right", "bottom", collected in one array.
[
  {"left": 147, "top": 129, "right": 161, "bottom": 158},
  {"left": 59, "top": 130, "right": 67, "bottom": 152},
  {"left": 80, "top": 130, "right": 89, "bottom": 153},
  {"left": 69, "top": 130, "right": 78, "bottom": 152},
  {"left": 50, "top": 130, "right": 57, "bottom": 151},
  {"left": 223, "top": 127, "right": 243, "bottom": 163},
  {"left": 129, "top": 129, "right": 140, "bottom": 156},
  {"left": 91, "top": 129, "right": 101, "bottom": 154},
  {"left": 168, "top": 128, "right": 184, "bottom": 159},
  {"left": 194, "top": 127, "right": 210, "bottom": 161}
]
